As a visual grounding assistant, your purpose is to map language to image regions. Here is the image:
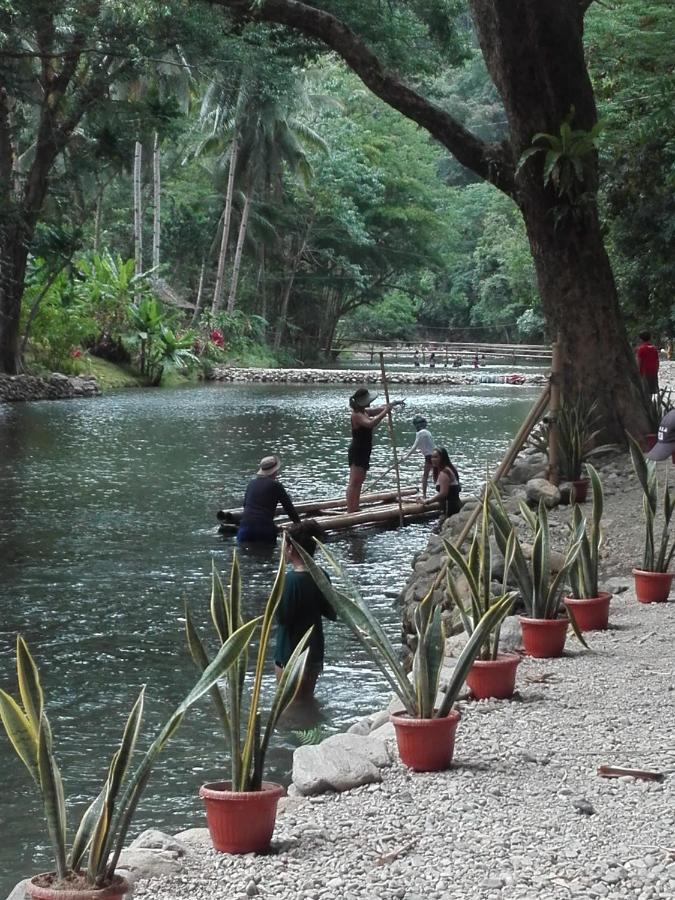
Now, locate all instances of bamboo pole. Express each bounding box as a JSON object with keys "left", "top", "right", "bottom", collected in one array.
[
  {"left": 379, "top": 352, "right": 404, "bottom": 525},
  {"left": 547, "top": 337, "right": 562, "bottom": 485},
  {"left": 152, "top": 132, "right": 161, "bottom": 273},
  {"left": 364, "top": 457, "right": 406, "bottom": 493},
  {"left": 217, "top": 487, "right": 418, "bottom": 522},
  {"left": 429, "top": 381, "right": 552, "bottom": 593},
  {"left": 133, "top": 140, "right": 143, "bottom": 288}
]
